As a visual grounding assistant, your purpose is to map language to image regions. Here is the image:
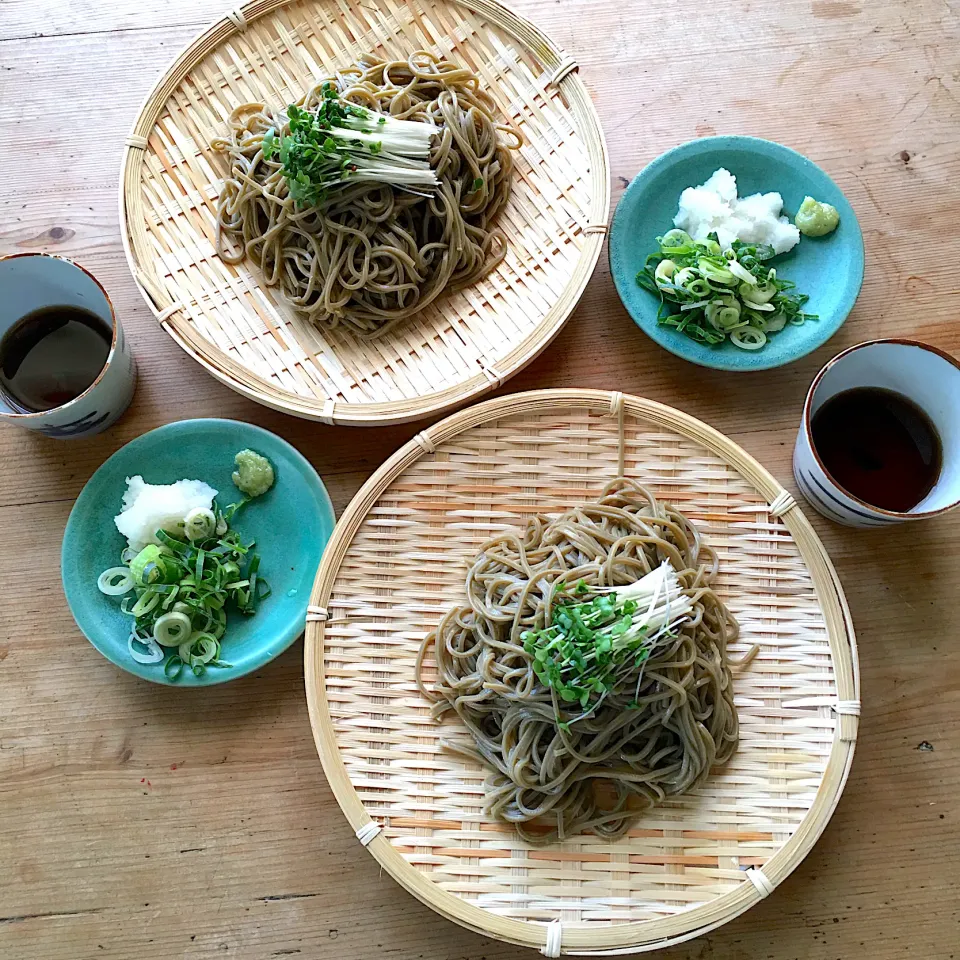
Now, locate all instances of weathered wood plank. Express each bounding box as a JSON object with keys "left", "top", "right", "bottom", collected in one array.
[{"left": 1, "top": 1, "right": 958, "bottom": 958}]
